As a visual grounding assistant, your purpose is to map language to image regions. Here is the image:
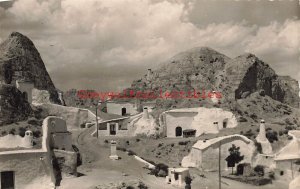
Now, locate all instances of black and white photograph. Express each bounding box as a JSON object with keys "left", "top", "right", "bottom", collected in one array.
[{"left": 0, "top": 0, "right": 299, "bottom": 188}]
